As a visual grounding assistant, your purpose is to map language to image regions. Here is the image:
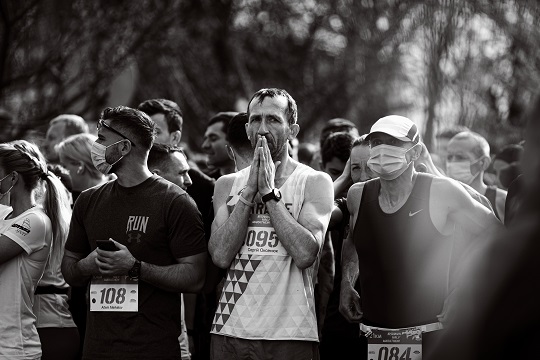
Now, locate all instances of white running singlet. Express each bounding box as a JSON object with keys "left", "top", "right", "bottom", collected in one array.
[{"left": 211, "top": 163, "right": 320, "bottom": 341}]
